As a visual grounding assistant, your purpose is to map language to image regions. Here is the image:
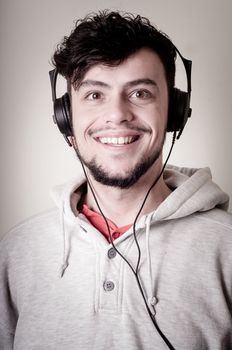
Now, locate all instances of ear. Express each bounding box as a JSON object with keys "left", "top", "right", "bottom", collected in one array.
[{"left": 68, "top": 136, "right": 77, "bottom": 148}]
